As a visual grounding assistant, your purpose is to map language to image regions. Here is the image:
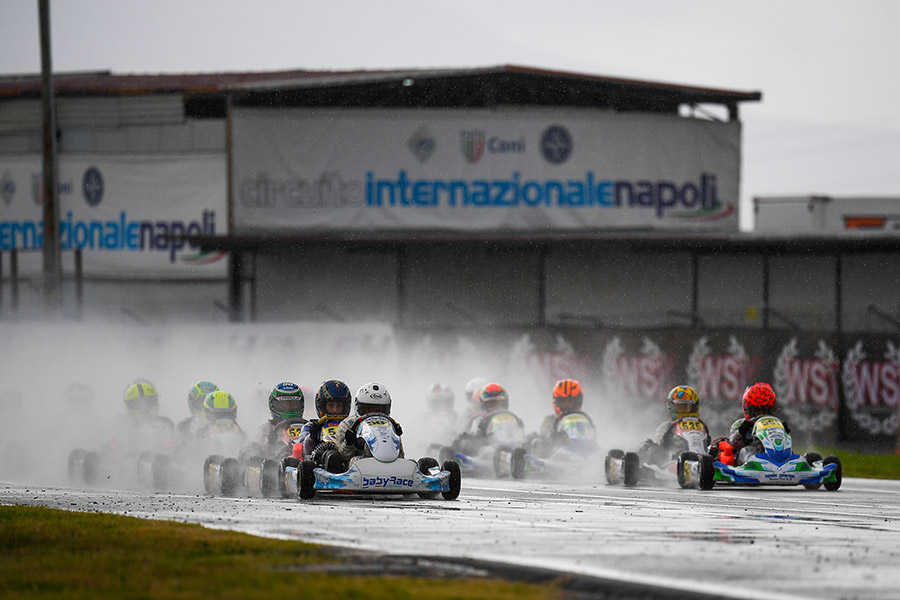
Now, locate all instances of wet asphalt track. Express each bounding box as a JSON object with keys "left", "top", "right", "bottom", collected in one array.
[{"left": 3, "top": 476, "right": 900, "bottom": 600}]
